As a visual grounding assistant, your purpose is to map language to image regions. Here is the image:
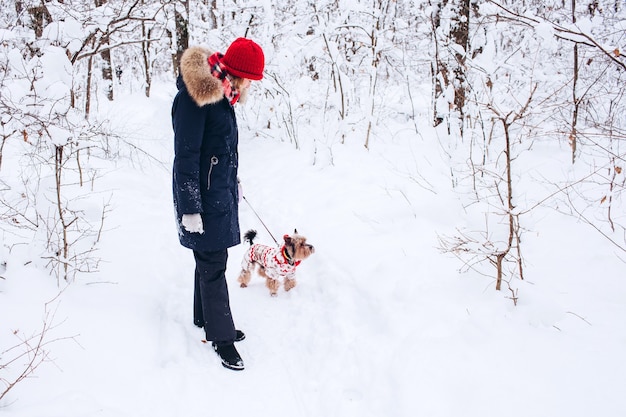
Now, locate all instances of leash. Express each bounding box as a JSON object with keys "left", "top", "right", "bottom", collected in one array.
[{"left": 242, "top": 195, "right": 280, "bottom": 246}]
